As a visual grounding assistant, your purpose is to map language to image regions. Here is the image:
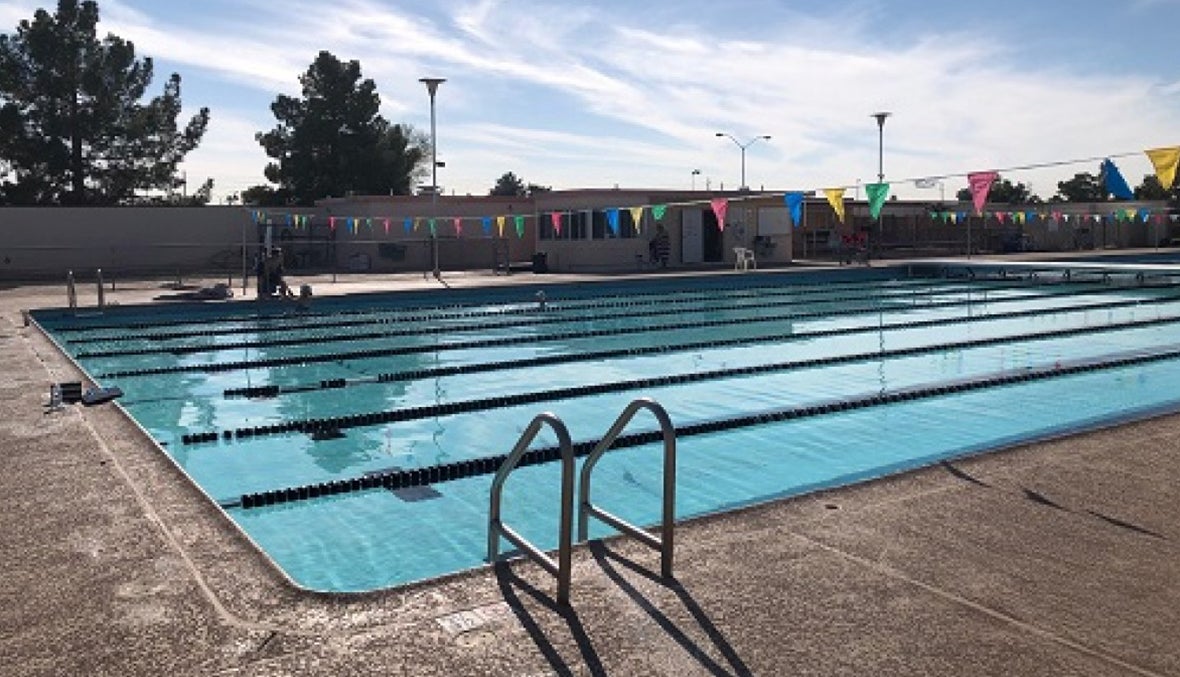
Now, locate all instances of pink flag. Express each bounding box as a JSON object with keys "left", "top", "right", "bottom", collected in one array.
[
  {"left": 383, "top": 218, "right": 390, "bottom": 234},
  {"left": 711, "top": 198, "right": 729, "bottom": 231},
  {"left": 329, "top": 216, "right": 337, "bottom": 231},
  {"left": 453, "top": 217, "right": 462, "bottom": 236},
  {"left": 550, "top": 211, "right": 563, "bottom": 235},
  {"left": 967, "top": 171, "right": 998, "bottom": 215}
]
